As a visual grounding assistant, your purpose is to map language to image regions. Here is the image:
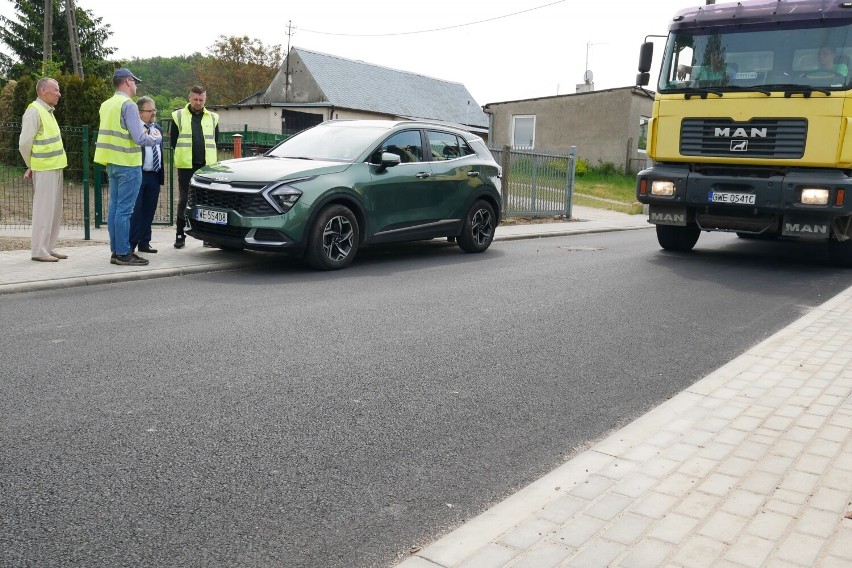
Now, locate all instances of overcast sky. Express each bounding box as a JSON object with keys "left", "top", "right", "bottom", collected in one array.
[{"left": 2, "top": 0, "right": 695, "bottom": 105}]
